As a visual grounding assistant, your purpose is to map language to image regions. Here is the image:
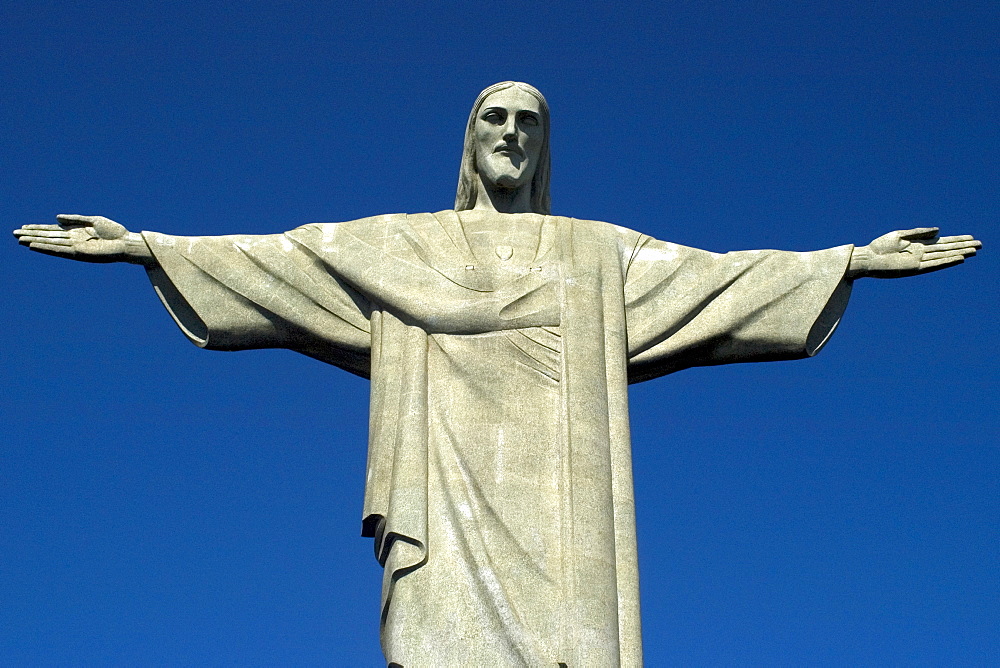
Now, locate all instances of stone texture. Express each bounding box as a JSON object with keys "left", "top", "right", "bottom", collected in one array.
[
  {"left": 139, "top": 211, "right": 855, "bottom": 665},
  {"left": 12, "top": 81, "right": 981, "bottom": 666}
]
